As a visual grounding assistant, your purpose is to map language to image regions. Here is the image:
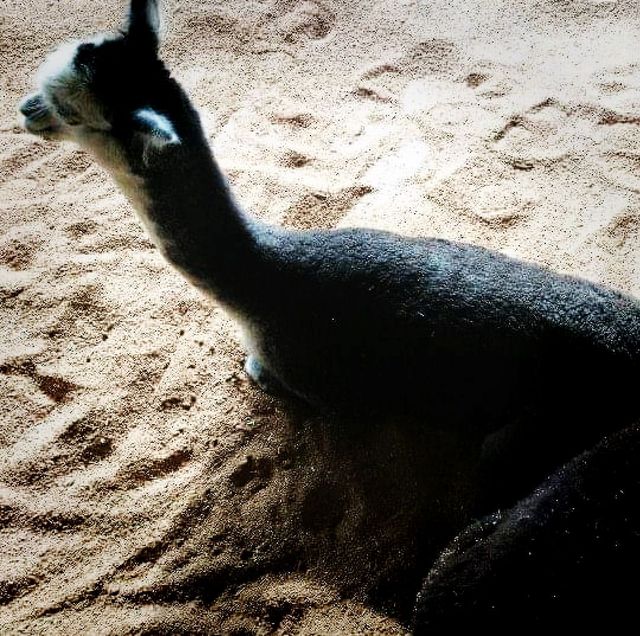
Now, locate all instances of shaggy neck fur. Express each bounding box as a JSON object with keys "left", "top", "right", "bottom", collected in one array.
[
  {"left": 137, "top": 137, "right": 256, "bottom": 296},
  {"left": 91, "top": 101, "right": 259, "bottom": 305}
]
